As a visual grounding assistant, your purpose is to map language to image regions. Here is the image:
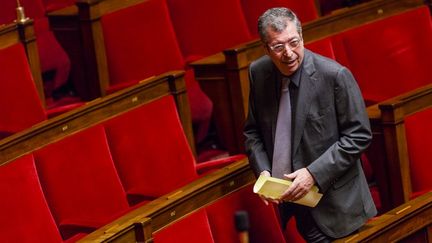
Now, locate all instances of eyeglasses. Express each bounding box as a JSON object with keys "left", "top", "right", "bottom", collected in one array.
[{"left": 268, "top": 37, "right": 302, "bottom": 54}]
